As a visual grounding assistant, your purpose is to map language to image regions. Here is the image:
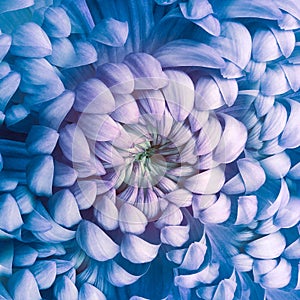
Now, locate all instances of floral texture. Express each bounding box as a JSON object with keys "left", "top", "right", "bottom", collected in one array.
[{"left": 1, "top": 0, "right": 300, "bottom": 299}]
